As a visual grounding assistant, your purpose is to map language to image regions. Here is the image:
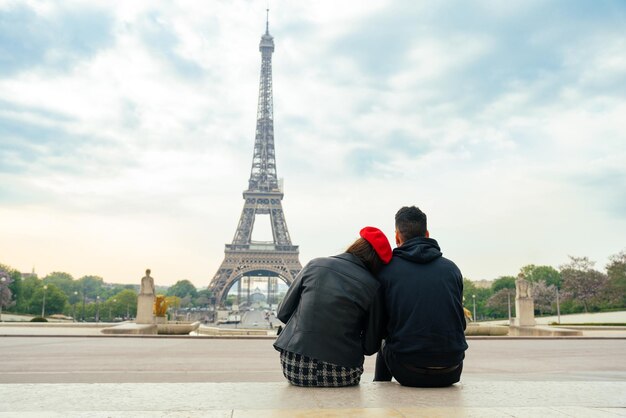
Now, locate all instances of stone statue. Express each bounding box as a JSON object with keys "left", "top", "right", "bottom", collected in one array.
[
  {"left": 140, "top": 269, "right": 155, "bottom": 296},
  {"left": 514, "top": 273, "right": 536, "bottom": 326},
  {"left": 137, "top": 269, "right": 156, "bottom": 324},
  {"left": 515, "top": 273, "right": 532, "bottom": 299}
]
